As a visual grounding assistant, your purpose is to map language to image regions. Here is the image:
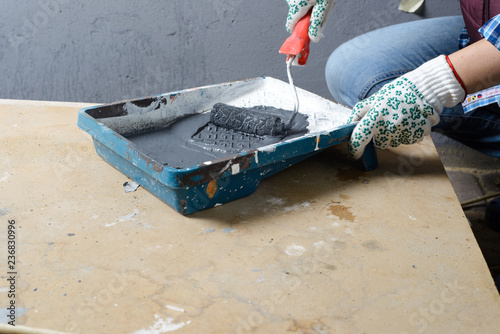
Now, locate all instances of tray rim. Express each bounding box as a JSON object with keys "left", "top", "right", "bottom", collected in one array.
[{"left": 77, "top": 76, "right": 356, "bottom": 189}]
